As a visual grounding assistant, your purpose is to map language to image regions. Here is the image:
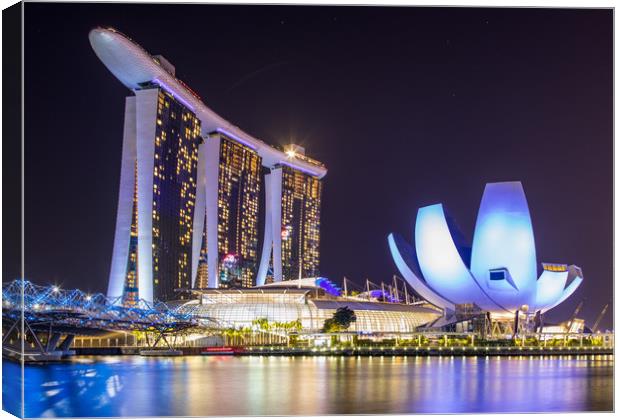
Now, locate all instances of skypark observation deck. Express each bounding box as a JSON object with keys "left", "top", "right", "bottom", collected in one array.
[{"left": 89, "top": 27, "right": 327, "bottom": 178}]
